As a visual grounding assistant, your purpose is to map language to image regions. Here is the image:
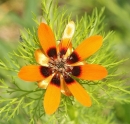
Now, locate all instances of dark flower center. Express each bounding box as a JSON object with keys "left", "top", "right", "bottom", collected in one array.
[{"left": 48, "top": 54, "right": 73, "bottom": 76}]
